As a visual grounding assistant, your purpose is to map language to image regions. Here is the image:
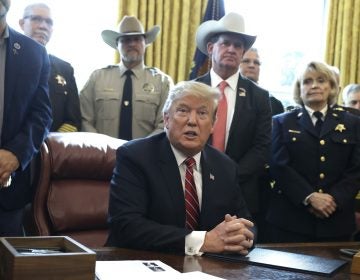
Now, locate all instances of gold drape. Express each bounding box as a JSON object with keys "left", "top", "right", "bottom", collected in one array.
[
  {"left": 116, "top": 0, "right": 208, "bottom": 83},
  {"left": 325, "top": 0, "right": 360, "bottom": 102}
]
